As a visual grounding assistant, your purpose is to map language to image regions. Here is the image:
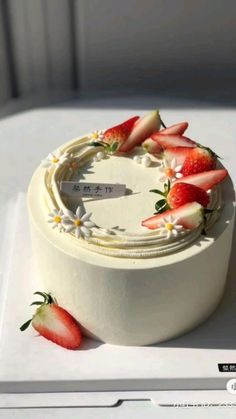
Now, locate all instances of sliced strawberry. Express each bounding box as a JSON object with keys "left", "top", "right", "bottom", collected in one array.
[
  {"left": 142, "top": 137, "right": 163, "bottom": 155},
  {"left": 20, "top": 292, "right": 82, "bottom": 350},
  {"left": 173, "top": 169, "right": 228, "bottom": 191},
  {"left": 181, "top": 147, "right": 216, "bottom": 176},
  {"left": 142, "top": 202, "right": 204, "bottom": 230},
  {"left": 162, "top": 147, "right": 192, "bottom": 166},
  {"left": 119, "top": 110, "right": 161, "bottom": 152},
  {"left": 103, "top": 116, "right": 139, "bottom": 146},
  {"left": 151, "top": 133, "right": 196, "bottom": 149},
  {"left": 167, "top": 183, "right": 209, "bottom": 209},
  {"left": 160, "top": 122, "right": 188, "bottom": 135}
]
